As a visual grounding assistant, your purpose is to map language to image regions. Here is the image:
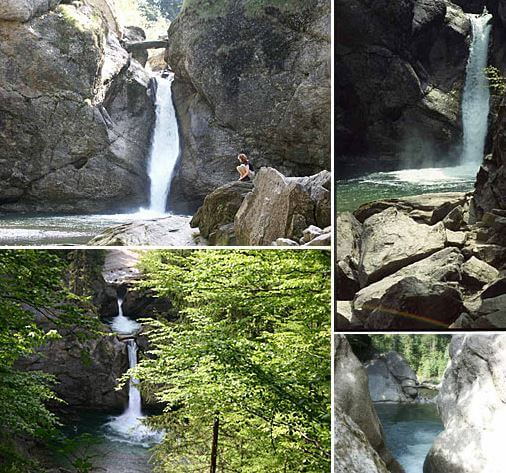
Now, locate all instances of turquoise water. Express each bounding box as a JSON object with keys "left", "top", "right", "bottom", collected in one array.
[
  {"left": 57, "top": 410, "right": 159, "bottom": 473},
  {"left": 375, "top": 403, "right": 443, "bottom": 473},
  {"left": 336, "top": 166, "right": 476, "bottom": 213}
]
